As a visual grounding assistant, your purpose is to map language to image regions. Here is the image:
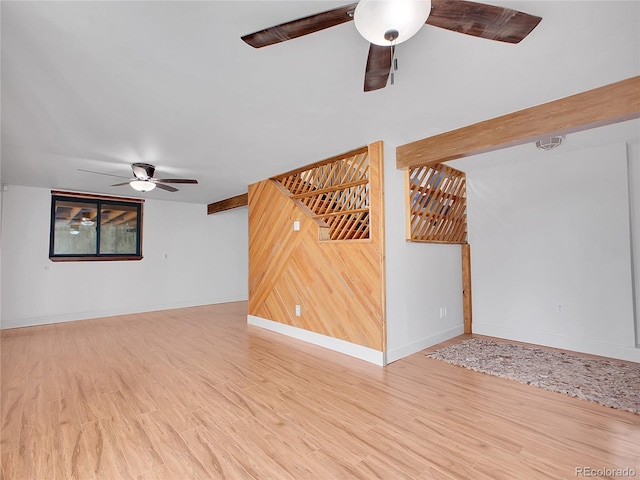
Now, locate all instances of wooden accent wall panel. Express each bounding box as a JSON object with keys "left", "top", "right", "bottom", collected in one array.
[{"left": 248, "top": 142, "right": 385, "bottom": 351}]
